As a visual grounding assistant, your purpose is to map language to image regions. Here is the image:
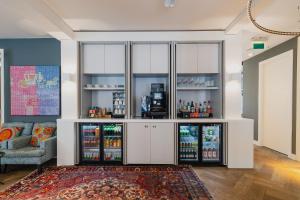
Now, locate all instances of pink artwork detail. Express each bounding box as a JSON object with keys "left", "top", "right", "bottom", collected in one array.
[{"left": 10, "top": 66, "right": 40, "bottom": 115}]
